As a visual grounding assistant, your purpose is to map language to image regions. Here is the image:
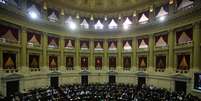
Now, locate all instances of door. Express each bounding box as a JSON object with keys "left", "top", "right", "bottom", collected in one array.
[
  {"left": 138, "top": 77, "right": 146, "bottom": 87},
  {"left": 81, "top": 75, "right": 88, "bottom": 85},
  {"left": 6, "top": 80, "right": 19, "bottom": 96},
  {"left": 175, "top": 81, "right": 187, "bottom": 94},
  {"left": 109, "top": 75, "right": 116, "bottom": 84},
  {"left": 50, "top": 77, "right": 59, "bottom": 88}
]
